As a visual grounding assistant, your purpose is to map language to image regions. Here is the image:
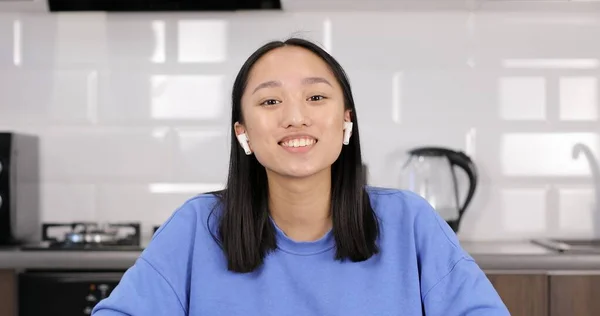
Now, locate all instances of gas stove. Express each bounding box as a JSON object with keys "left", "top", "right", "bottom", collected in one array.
[{"left": 20, "top": 222, "right": 142, "bottom": 251}]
